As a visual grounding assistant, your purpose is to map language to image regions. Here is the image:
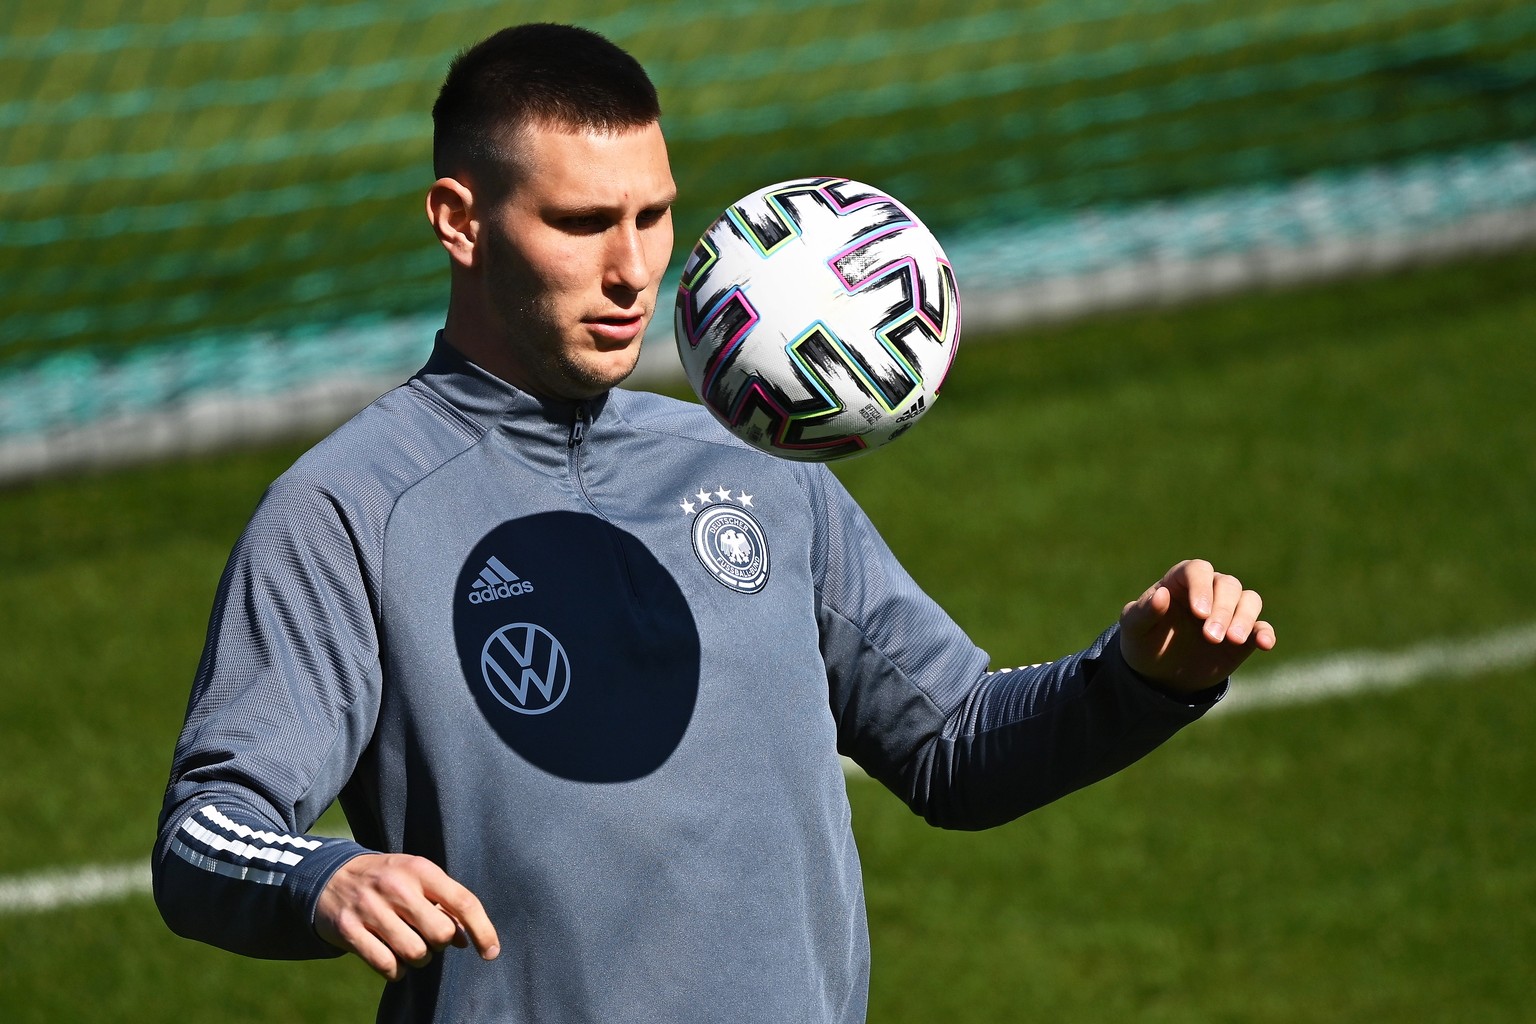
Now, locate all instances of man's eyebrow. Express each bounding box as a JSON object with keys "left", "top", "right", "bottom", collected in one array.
[{"left": 547, "top": 192, "right": 676, "bottom": 216}]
